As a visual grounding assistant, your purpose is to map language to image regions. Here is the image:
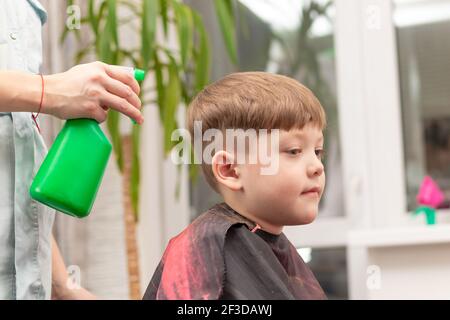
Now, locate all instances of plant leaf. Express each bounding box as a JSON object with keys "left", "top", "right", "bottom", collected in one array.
[
  {"left": 99, "top": 0, "right": 118, "bottom": 63},
  {"left": 214, "top": 0, "right": 237, "bottom": 64},
  {"left": 192, "top": 11, "right": 210, "bottom": 94},
  {"left": 154, "top": 50, "right": 165, "bottom": 123},
  {"left": 163, "top": 58, "right": 180, "bottom": 154},
  {"left": 97, "top": 2, "right": 109, "bottom": 31},
  {"left": 108, "top": 0, "right": 119, "bottom": 47},
  {"left": 131, "top": 124, "right": 141, "bottom": 221},
  {"left": 173, "top": 1, "right": 194, "bottom": 68},
  {"left": 107, "top": 110, "right": 124, "bottom": 172},
  {"left": 159, "top": 0, "right": 170, "bottom": 37},
  {"left": 88, "top": 0, "right": 99, "bottom": 34},
  {"left": 142, "top": 0, "right": 158, "bottom": 71}
]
